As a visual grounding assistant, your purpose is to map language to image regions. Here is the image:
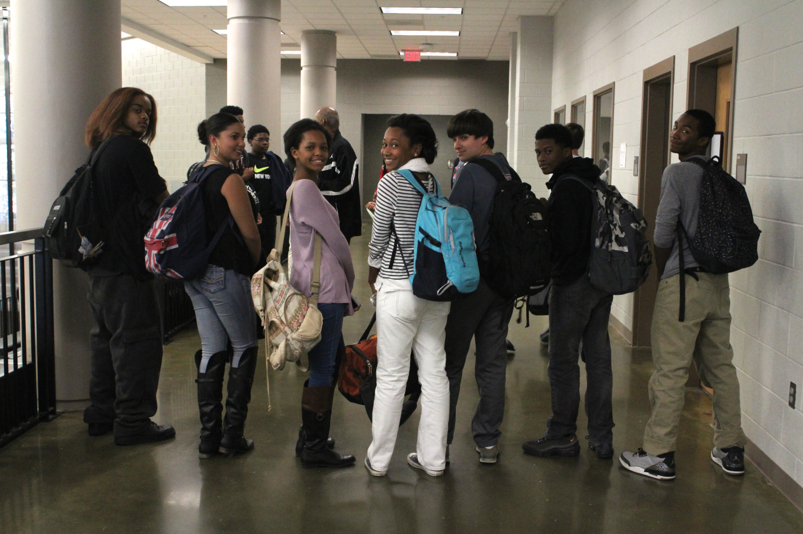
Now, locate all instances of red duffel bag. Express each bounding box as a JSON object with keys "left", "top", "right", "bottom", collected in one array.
[{"left": 337, "top": 313, "right": 420, "bottom": 425}]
